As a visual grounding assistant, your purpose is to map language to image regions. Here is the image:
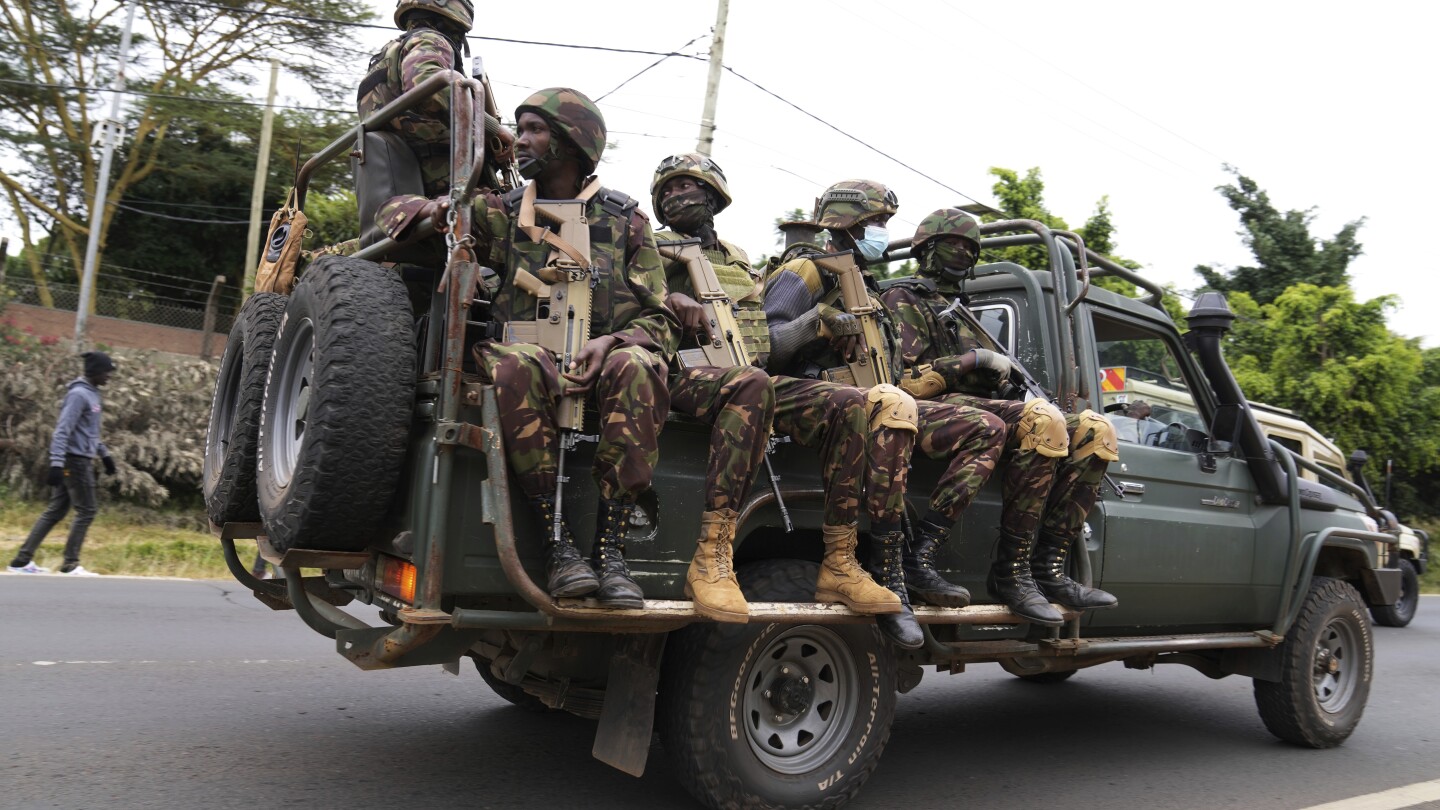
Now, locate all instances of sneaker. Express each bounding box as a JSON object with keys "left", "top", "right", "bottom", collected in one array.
[
  {"left": 6, "top": 562, "right": 49, "bottom": 574},
  {"left": 57, "top": 565, "right": 99, "bottom": 577}
]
